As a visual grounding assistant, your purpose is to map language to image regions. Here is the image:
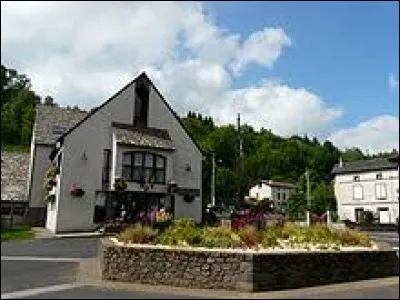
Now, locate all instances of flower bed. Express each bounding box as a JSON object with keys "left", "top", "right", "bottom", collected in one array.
[{"left": 114, "top": 219, "right": 378, "bottom": 251}]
